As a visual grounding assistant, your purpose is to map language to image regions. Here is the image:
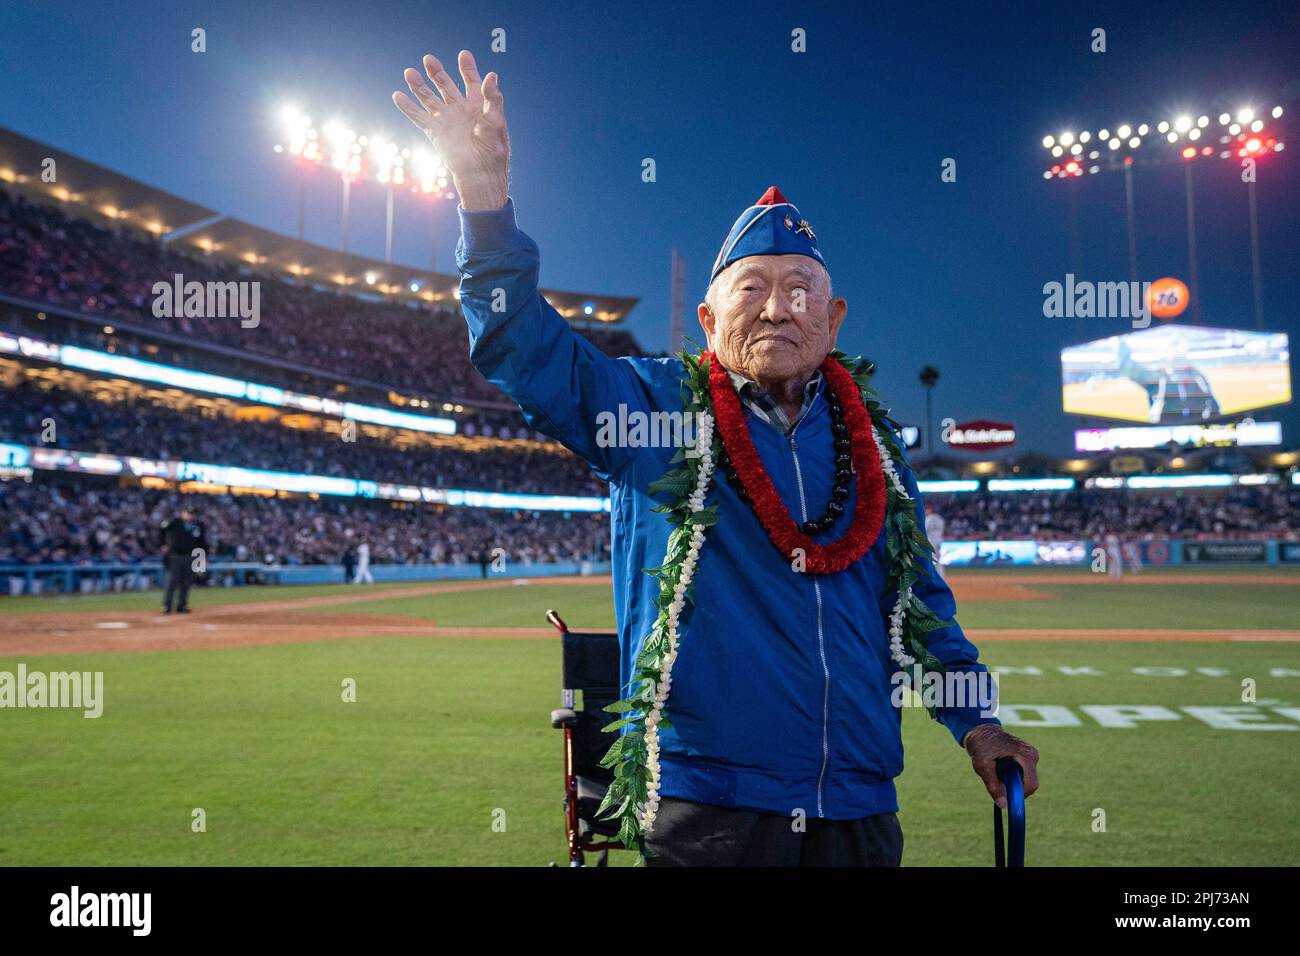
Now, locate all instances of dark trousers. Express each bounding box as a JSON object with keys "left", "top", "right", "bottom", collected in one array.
[
  {"left": 163, "top": 553, "right": 193, "bottom": 611},
  {"left": 643, "top": 796, "right": 903, "bottom": 867}
]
